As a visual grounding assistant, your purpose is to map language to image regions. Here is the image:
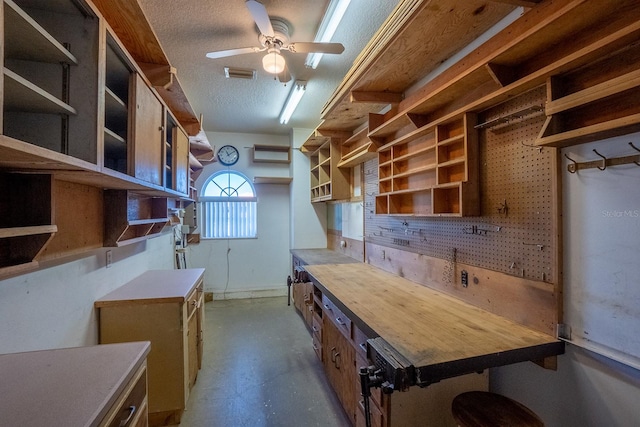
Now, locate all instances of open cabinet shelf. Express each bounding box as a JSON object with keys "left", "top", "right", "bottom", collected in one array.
[
  {"left": 0, "top": 173, "right": 56, "bottom": 279},
  {"left": 375, "top": 113, "right": 479, "bottom": 216},
  {"left": 104, "top": 190, "right": 169, "bottom": 247}
]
